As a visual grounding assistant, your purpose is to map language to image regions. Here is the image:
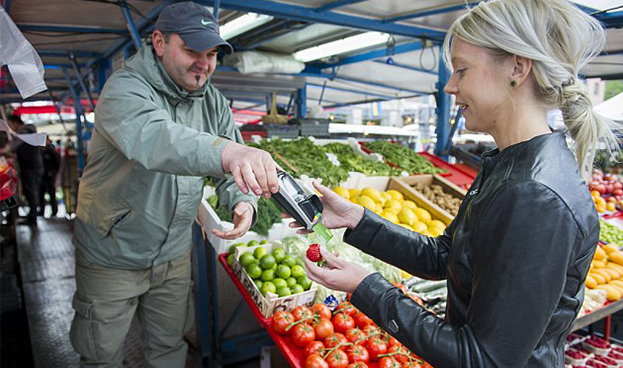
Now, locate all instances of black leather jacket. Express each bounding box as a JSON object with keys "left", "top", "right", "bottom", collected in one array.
[{"left": 346, "top": 133, "right": 599, "bottom": 368}]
